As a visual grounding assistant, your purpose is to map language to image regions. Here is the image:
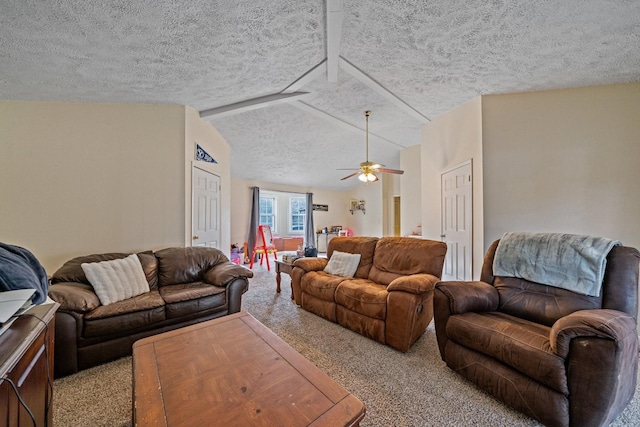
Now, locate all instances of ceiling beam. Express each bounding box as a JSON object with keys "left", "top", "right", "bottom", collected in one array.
[
  {"left": 199, "top": 92, "right": 310, "bottom": 119},
  {"left": 282, "top": 60, "right": 326, "bottom": 93},
  {"left": 326, "top": 0, "right": 344, "bottom": 82},
  {"left": 293, "top": 101, "right": 404, "bottom": 148},
  {"left": 339, "top": 56, "right": 430, "bottom": 123}
]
